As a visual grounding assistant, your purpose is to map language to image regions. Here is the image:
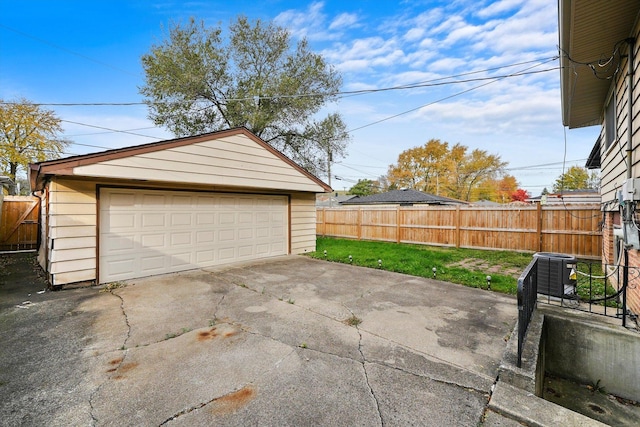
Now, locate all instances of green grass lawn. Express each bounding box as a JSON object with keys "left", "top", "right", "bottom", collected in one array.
[
  {"left": 307, "top": 237, "right": 619, "bottom": 307},
  {"left": 306, "top": 237, "right": 534, "bottom": 294}
]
